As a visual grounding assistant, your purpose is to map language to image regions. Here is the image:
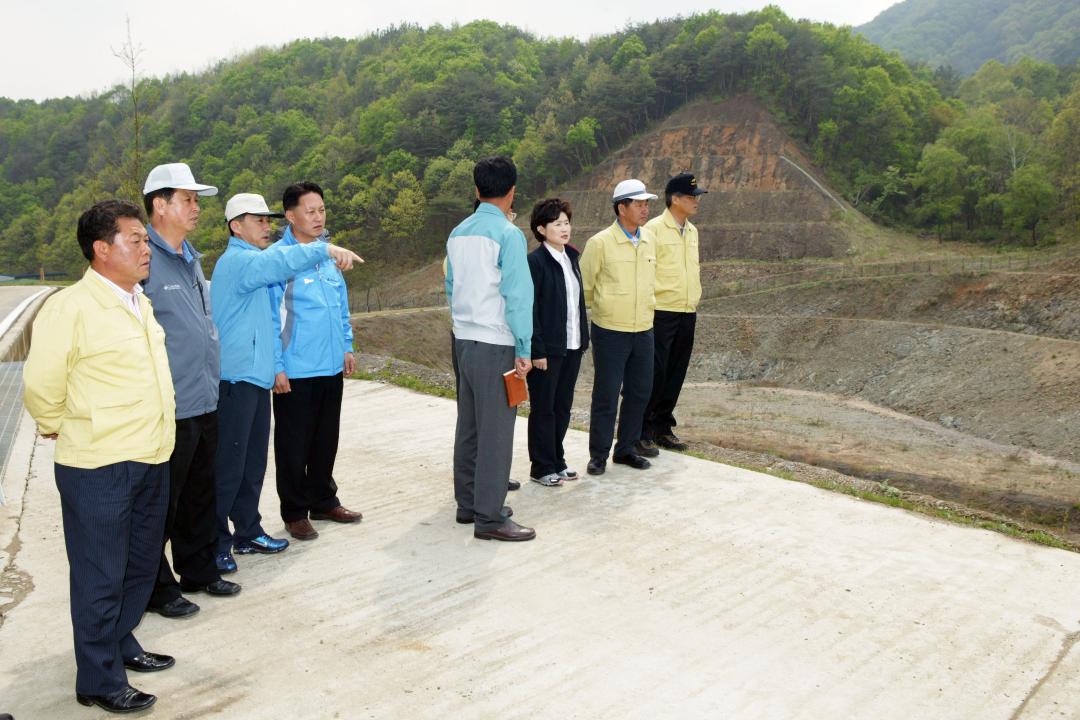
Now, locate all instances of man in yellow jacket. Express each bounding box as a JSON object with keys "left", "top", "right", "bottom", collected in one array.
[
  {"left": 23, "top": 200, "right": 177, "bottom": 715},
  {"left": 642, "top": 173, "right": 707, "bottom": 452},
  {"left": 579, "top": 179, "right": 658, "bottom": 475}
]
